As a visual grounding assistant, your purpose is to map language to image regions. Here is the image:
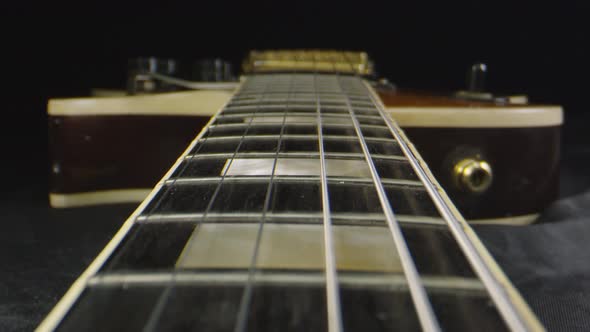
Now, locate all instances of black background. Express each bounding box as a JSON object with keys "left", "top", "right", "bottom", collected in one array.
[
  {"left": 2, "top": 1, "right": 590, "bottom": 330},
  {"left": 3, "top": 0, "right": 590, "bottom": 195}
]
